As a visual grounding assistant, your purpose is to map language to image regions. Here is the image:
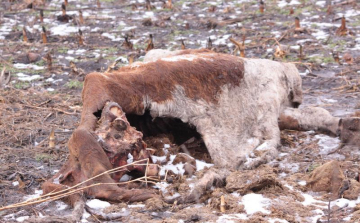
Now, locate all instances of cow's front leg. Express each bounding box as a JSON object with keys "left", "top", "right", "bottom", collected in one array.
[{"left": 242, "top": 115, "right": 280, "bottom": 170}]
